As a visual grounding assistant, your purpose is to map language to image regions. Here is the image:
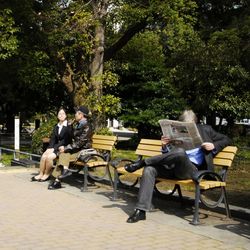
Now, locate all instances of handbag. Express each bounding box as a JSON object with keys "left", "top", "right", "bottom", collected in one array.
[{"left": 77, "top": 148, "right": 98, "bottom": 162}]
